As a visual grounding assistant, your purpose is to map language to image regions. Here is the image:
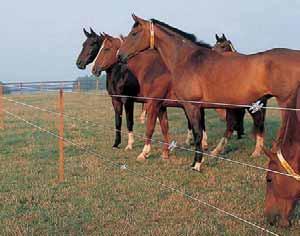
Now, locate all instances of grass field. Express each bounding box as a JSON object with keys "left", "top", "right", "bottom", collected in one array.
[{"left": 1, "top": 92, "right": 299, "bottom": 235}]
